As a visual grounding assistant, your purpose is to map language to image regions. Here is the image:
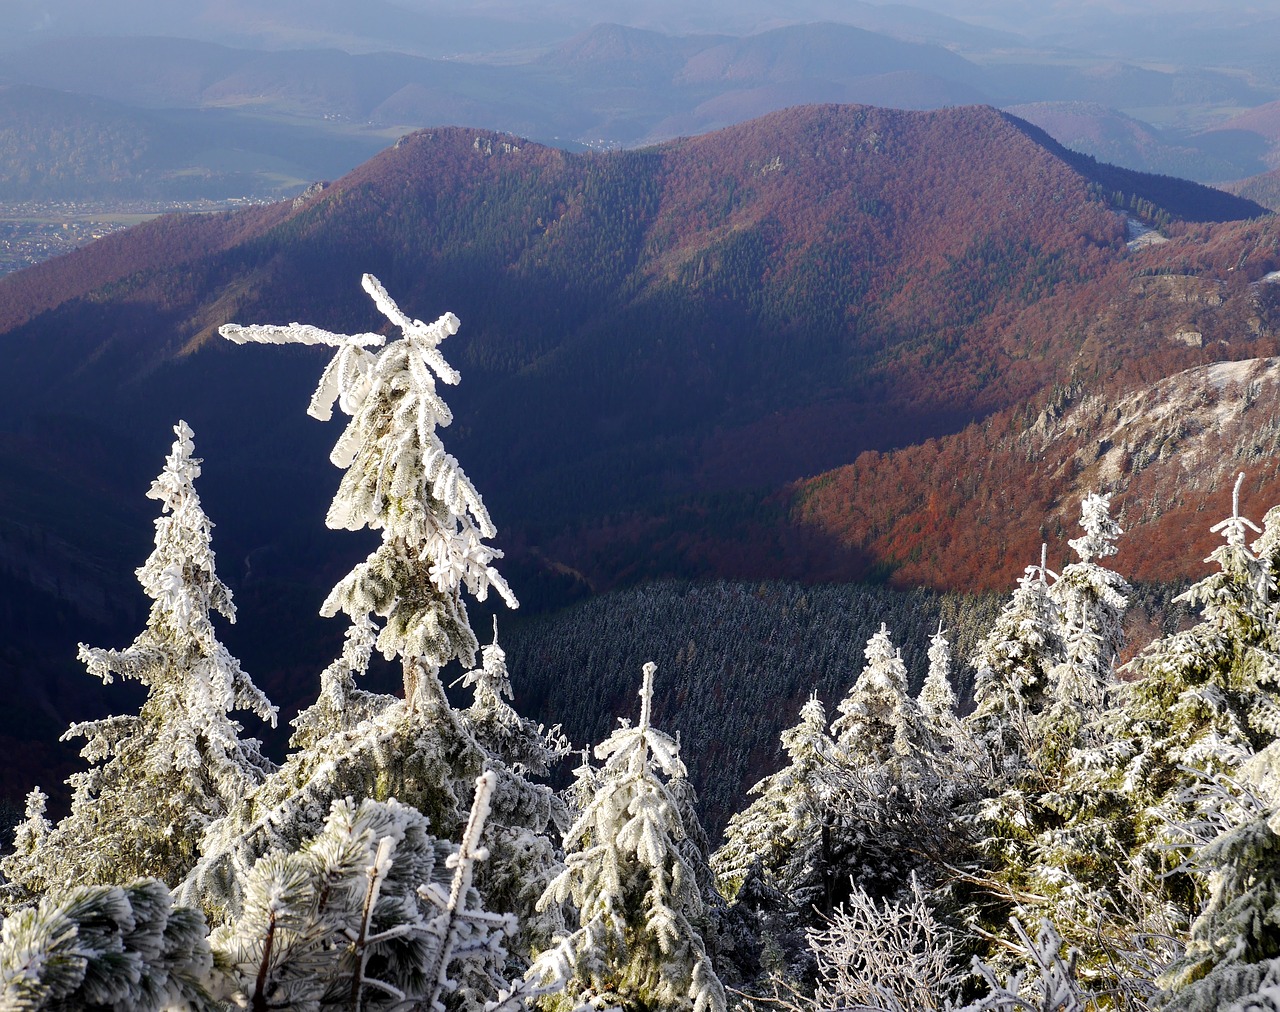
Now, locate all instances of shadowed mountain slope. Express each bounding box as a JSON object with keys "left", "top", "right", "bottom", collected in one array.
[
  {"left": 0, "top": 104, "right": 1269, "bottom": 540},
  {"left": 0, "top": 103, "right": 1277, "bottom": 813}
]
